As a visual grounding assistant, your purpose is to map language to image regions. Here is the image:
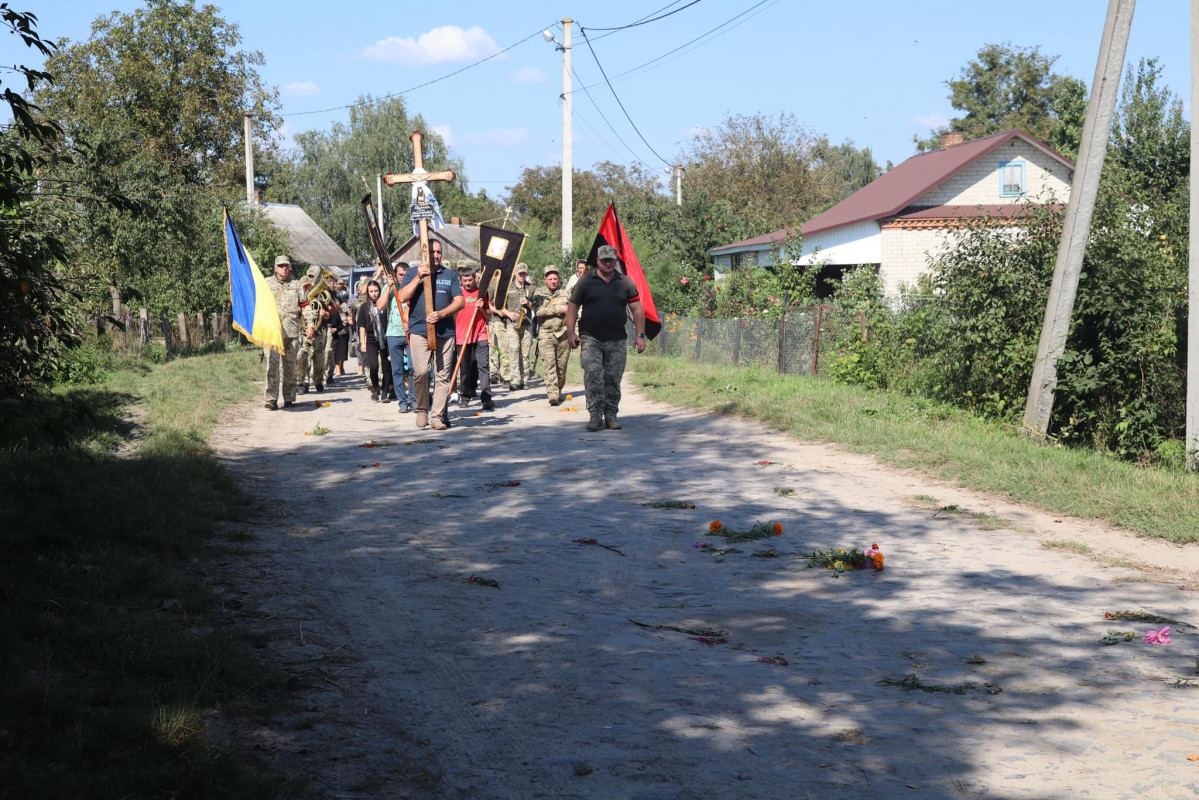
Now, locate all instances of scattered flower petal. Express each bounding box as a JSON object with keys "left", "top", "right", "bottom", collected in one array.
[{"left": 1145, "top": 626, "right": 1172, "bottom": 644}]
